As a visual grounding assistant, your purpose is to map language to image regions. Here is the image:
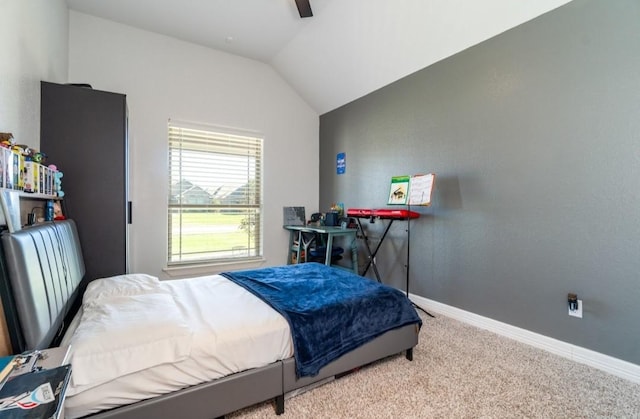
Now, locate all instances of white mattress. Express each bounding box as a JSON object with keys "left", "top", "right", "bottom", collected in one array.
[{"left": 61, "top": 274, "right": 293, "bottom": 418}]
